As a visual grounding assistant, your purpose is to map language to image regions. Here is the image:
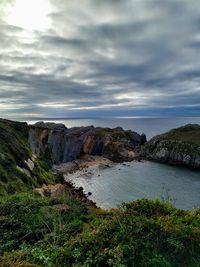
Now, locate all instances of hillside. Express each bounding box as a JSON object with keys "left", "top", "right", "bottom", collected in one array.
[
  {"left": 154, "top": 124, "right": 200, "bottom": 147},
  {"left": 0, "top": 119, "right": 62, "bottom": 196},
  {"left": 0, "top": 119, "right": 200, "bottom": 266},
  {"left": 1, "top": 194, "right": 200, "bottom": 266},
  {"left": 140, "top": 124, "right": 200, "bottom": 168},
  {"left": 0, "top": 119, "right": 145, "bottom": 196}
]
